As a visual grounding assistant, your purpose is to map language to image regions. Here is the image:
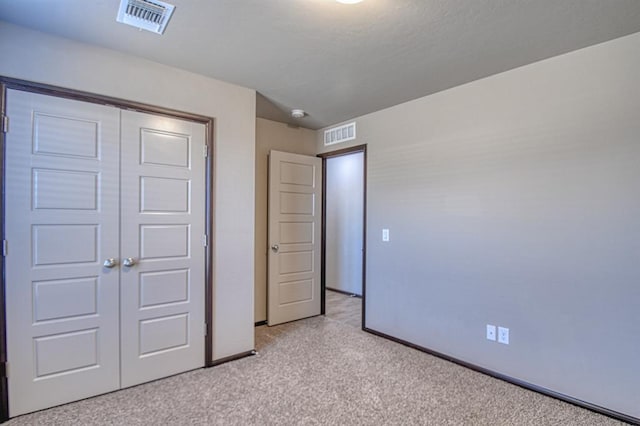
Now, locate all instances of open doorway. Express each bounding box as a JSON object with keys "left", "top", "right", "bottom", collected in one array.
[{"left": 319, "top": 145, "right": 366, "bottom": 329}]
